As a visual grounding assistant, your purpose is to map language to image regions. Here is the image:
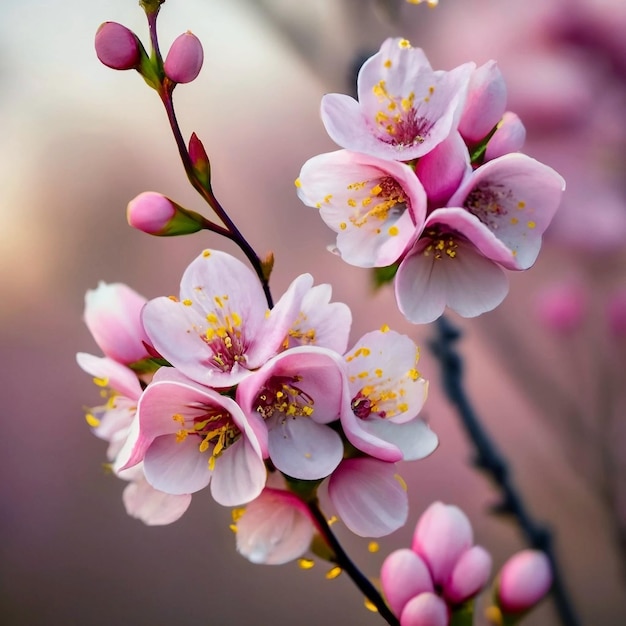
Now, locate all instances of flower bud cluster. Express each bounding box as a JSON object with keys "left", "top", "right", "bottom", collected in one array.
[
  {"left": 381, "top": 503, "right": 552, "bottom": 625},
  {"left": 297, "top": 38, "right": 565, "bottom": 323},
  {"left": 78, "top": 249, "right": 438, "bottom": 547}
]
